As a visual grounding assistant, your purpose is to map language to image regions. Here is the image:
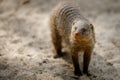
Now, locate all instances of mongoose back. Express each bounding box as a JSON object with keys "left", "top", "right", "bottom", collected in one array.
[{"left": 49, "top": 2, "right": 95, "bottom": 76}]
